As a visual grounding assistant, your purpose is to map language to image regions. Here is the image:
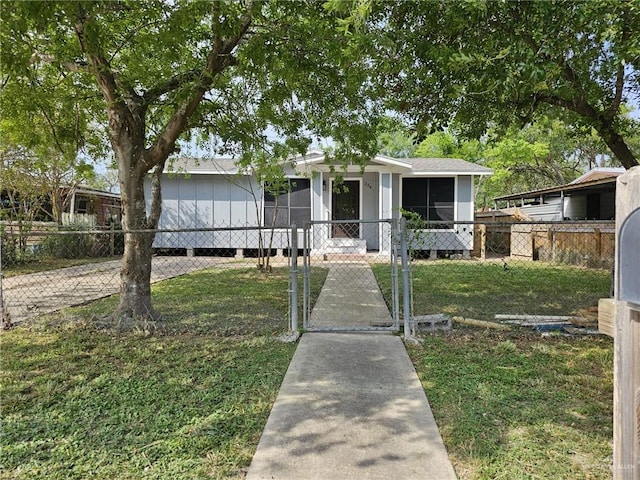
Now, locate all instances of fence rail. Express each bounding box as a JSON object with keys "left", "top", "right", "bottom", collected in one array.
[{"left": 1, "top": 220, "right": 614, "bottom": 332}]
